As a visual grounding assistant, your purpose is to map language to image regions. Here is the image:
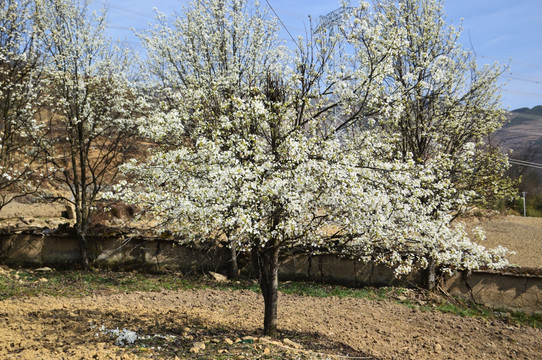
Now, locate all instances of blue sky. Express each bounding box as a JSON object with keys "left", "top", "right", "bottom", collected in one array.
[{"left": 94, "top": 0, "right": 542, "bottom": 110}]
